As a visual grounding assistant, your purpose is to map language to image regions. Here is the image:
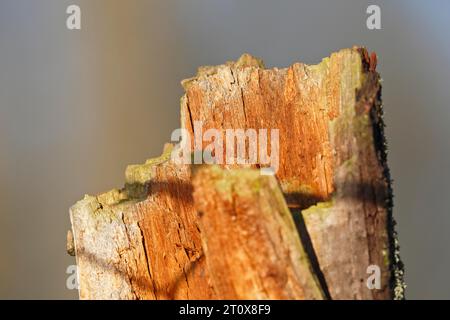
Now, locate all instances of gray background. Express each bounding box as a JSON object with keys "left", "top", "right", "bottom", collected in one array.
[{"left": 0, "top": 0, "right": 449, "bottom": 299}]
